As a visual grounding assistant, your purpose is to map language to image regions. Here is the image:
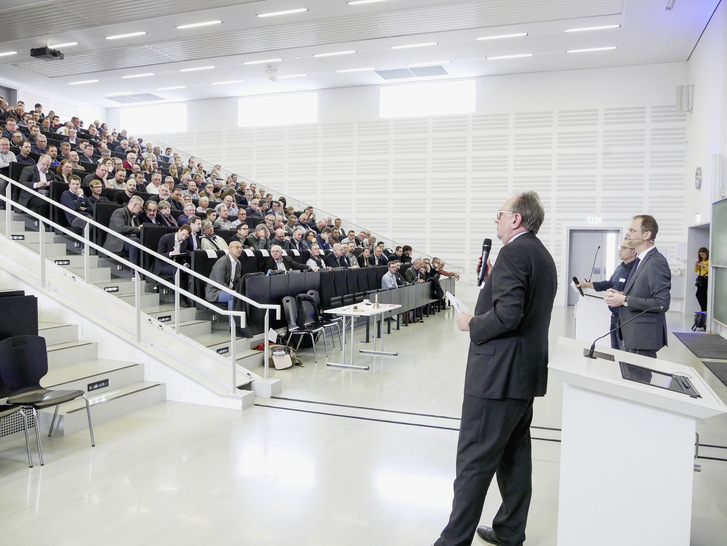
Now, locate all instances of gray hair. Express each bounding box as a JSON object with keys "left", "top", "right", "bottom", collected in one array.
[{"left": 511, "top": 191, "right": 545, "bottom": 235}]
